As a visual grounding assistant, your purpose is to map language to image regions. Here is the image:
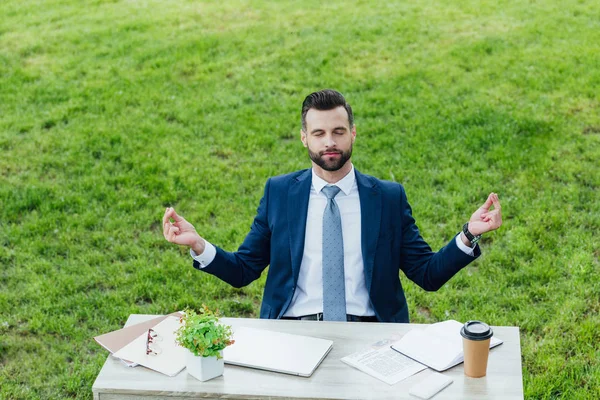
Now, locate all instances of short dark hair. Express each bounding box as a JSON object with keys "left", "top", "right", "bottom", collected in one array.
[{"left": 301, "top": 89, "right": 354, "bottom": 131}]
